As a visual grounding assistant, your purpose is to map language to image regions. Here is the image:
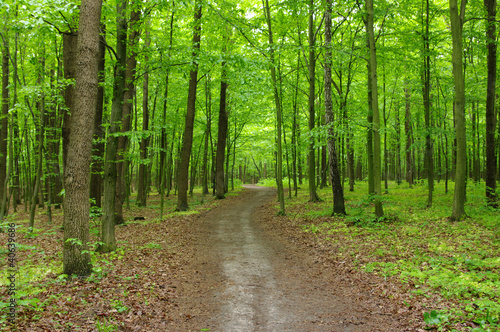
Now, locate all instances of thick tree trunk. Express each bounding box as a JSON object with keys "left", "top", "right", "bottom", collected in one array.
[
  {"left": 325, "top": 0, "right": 346, "bottom": 215},
  {"left": 176, "top": 0, "right": 202, "bottom": 211},
  {"left": 63, "top": 0, "right": 102, "bottom": 276},
  {"left": 449, "top": 0, "right": 467, "bottom": 221},
  {"left": 485, "top": 0, "right": 497, "bottom": 206}
]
